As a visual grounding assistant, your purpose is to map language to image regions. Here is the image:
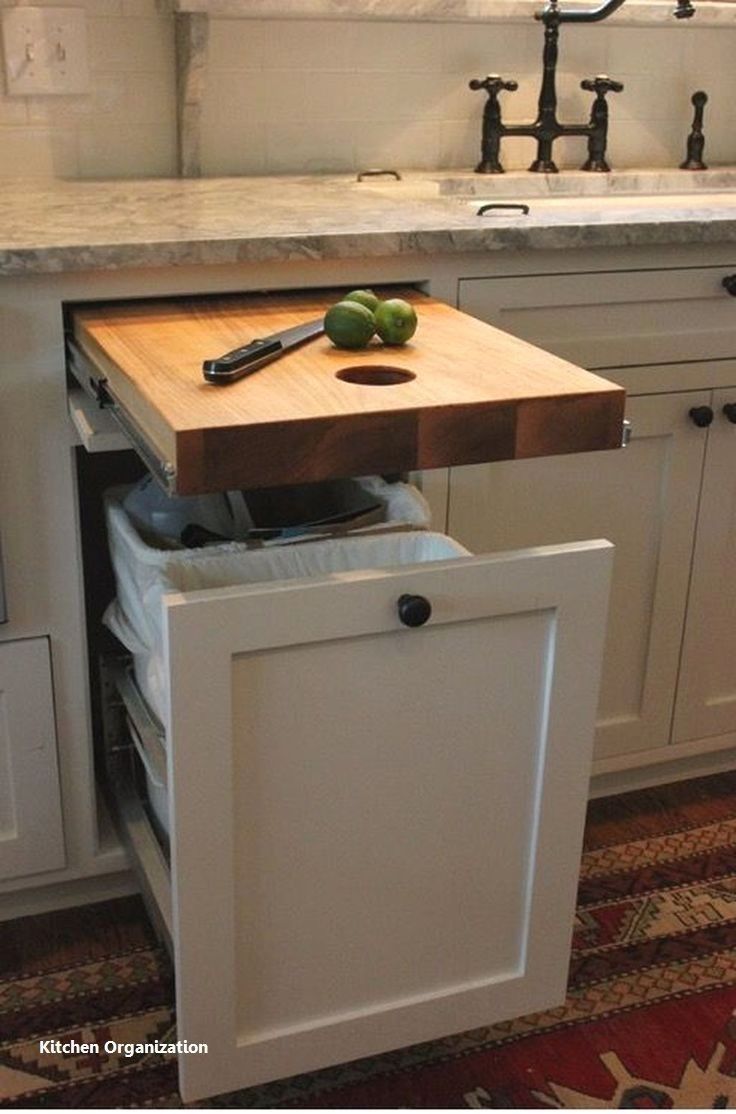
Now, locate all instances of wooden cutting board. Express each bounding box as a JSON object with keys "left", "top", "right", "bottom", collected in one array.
[{"left": 71, "top": 287, "right": 625, "bottom": 494}]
